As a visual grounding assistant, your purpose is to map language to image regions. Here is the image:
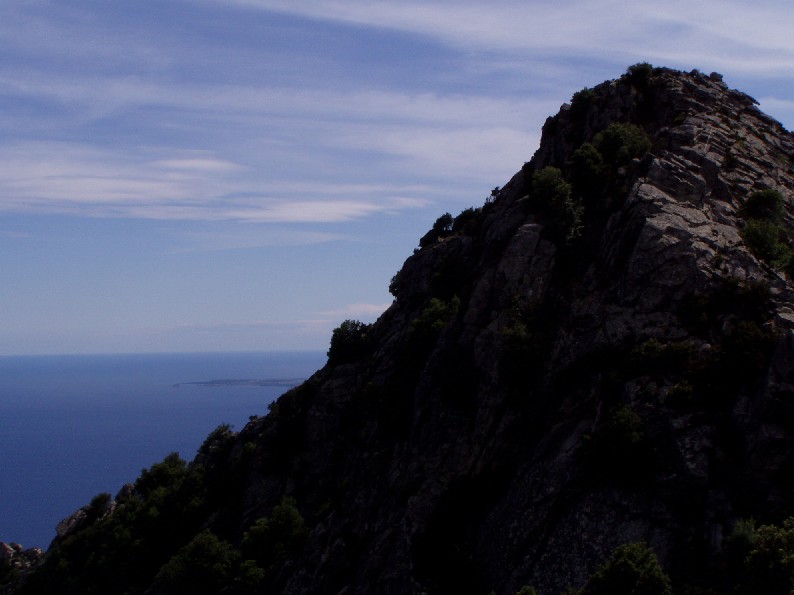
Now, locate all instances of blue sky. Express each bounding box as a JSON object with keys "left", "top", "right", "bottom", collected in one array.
[{"left": 1, "top": 0, "right": 793, "bottom": 355}]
